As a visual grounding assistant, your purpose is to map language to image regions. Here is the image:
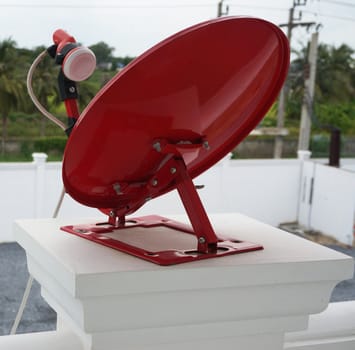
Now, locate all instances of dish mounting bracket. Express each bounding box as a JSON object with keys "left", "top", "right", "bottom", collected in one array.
[{"left": 62, "top": 139, "right": 263, "bottom": 265}]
